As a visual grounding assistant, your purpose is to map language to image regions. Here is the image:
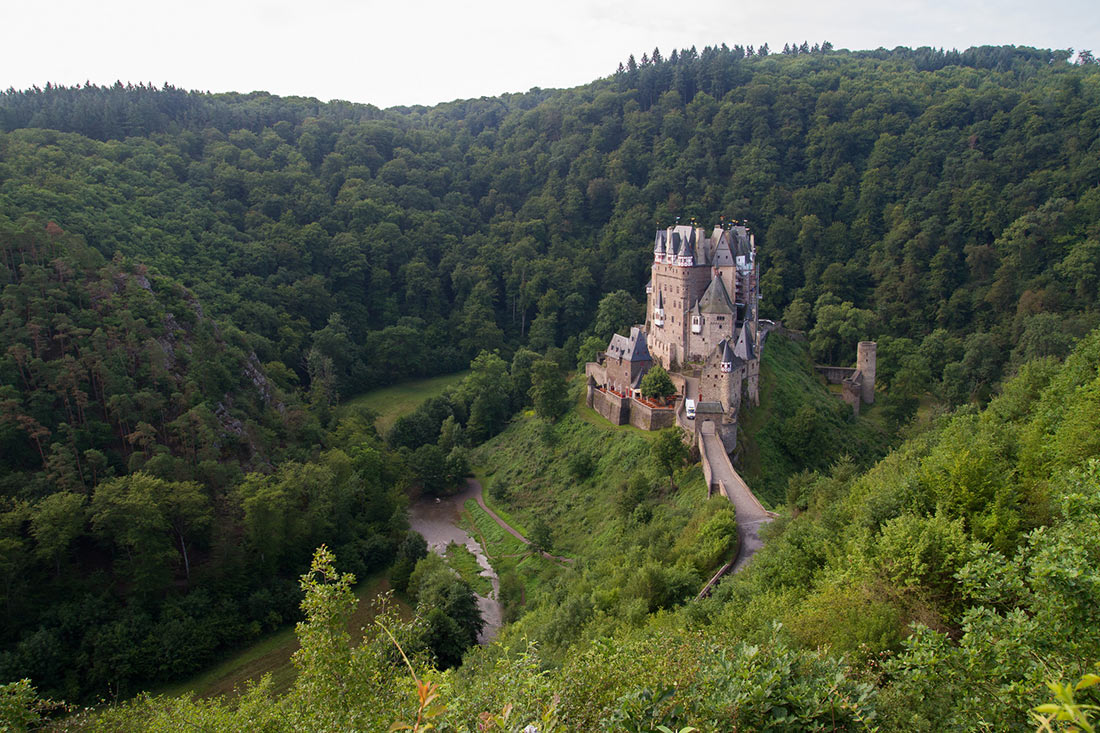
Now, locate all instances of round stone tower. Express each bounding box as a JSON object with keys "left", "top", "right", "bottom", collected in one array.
[{"left": 857, "top": 341, "right": 877, "bottom": 404}]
